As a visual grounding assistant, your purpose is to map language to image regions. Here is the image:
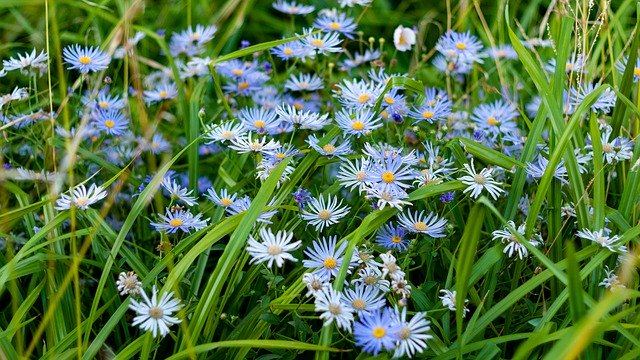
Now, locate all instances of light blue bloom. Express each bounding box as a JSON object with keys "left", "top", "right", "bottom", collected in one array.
[
  {"left": 62, "top": 45, "right": 110, "bottom": 73},
  {"left": 353, "top": 308, "right": 402, "bottom": 356}
]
